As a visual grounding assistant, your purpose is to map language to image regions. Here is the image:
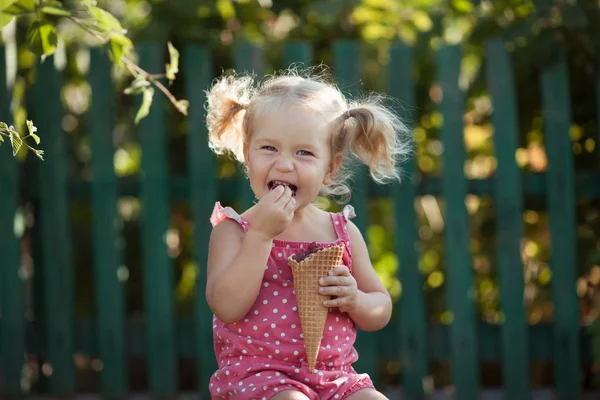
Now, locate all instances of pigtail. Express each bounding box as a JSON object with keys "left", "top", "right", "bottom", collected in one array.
[
  {"left": 343, "top": 95, "right": 414, "bottom": 183},
  {"left": 205, "top": 75, "right": 255, "bottom": 162}
]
